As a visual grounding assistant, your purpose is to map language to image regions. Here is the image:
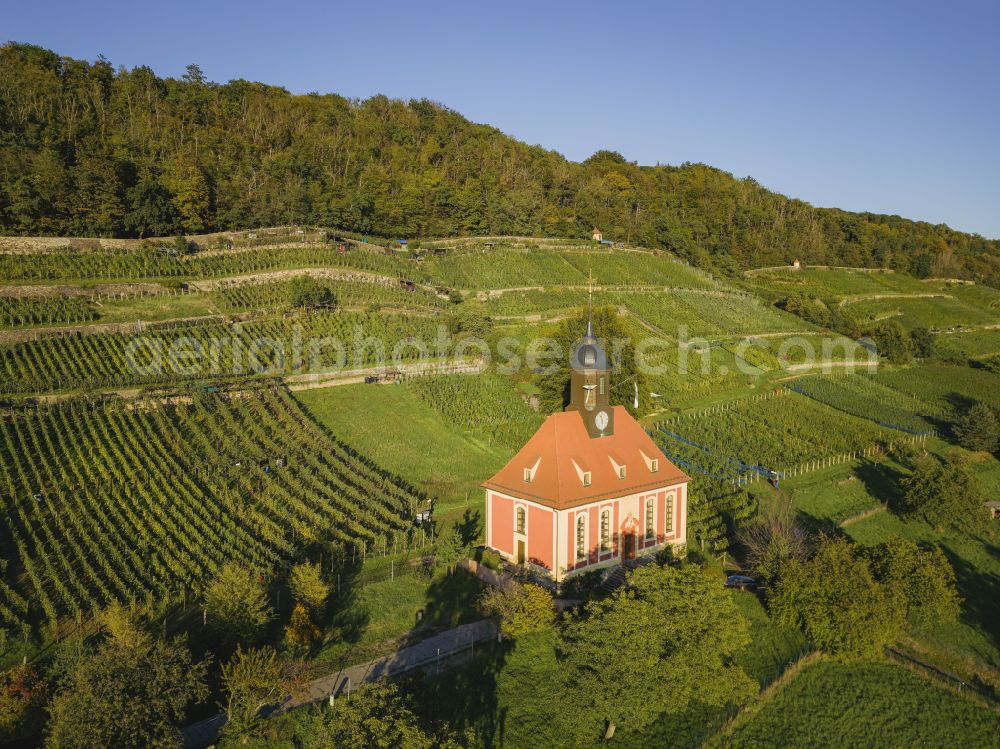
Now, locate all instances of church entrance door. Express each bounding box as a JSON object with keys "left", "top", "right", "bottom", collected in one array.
[{"left": 622, "top": 532, "right": 636, "bottom": 562}]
